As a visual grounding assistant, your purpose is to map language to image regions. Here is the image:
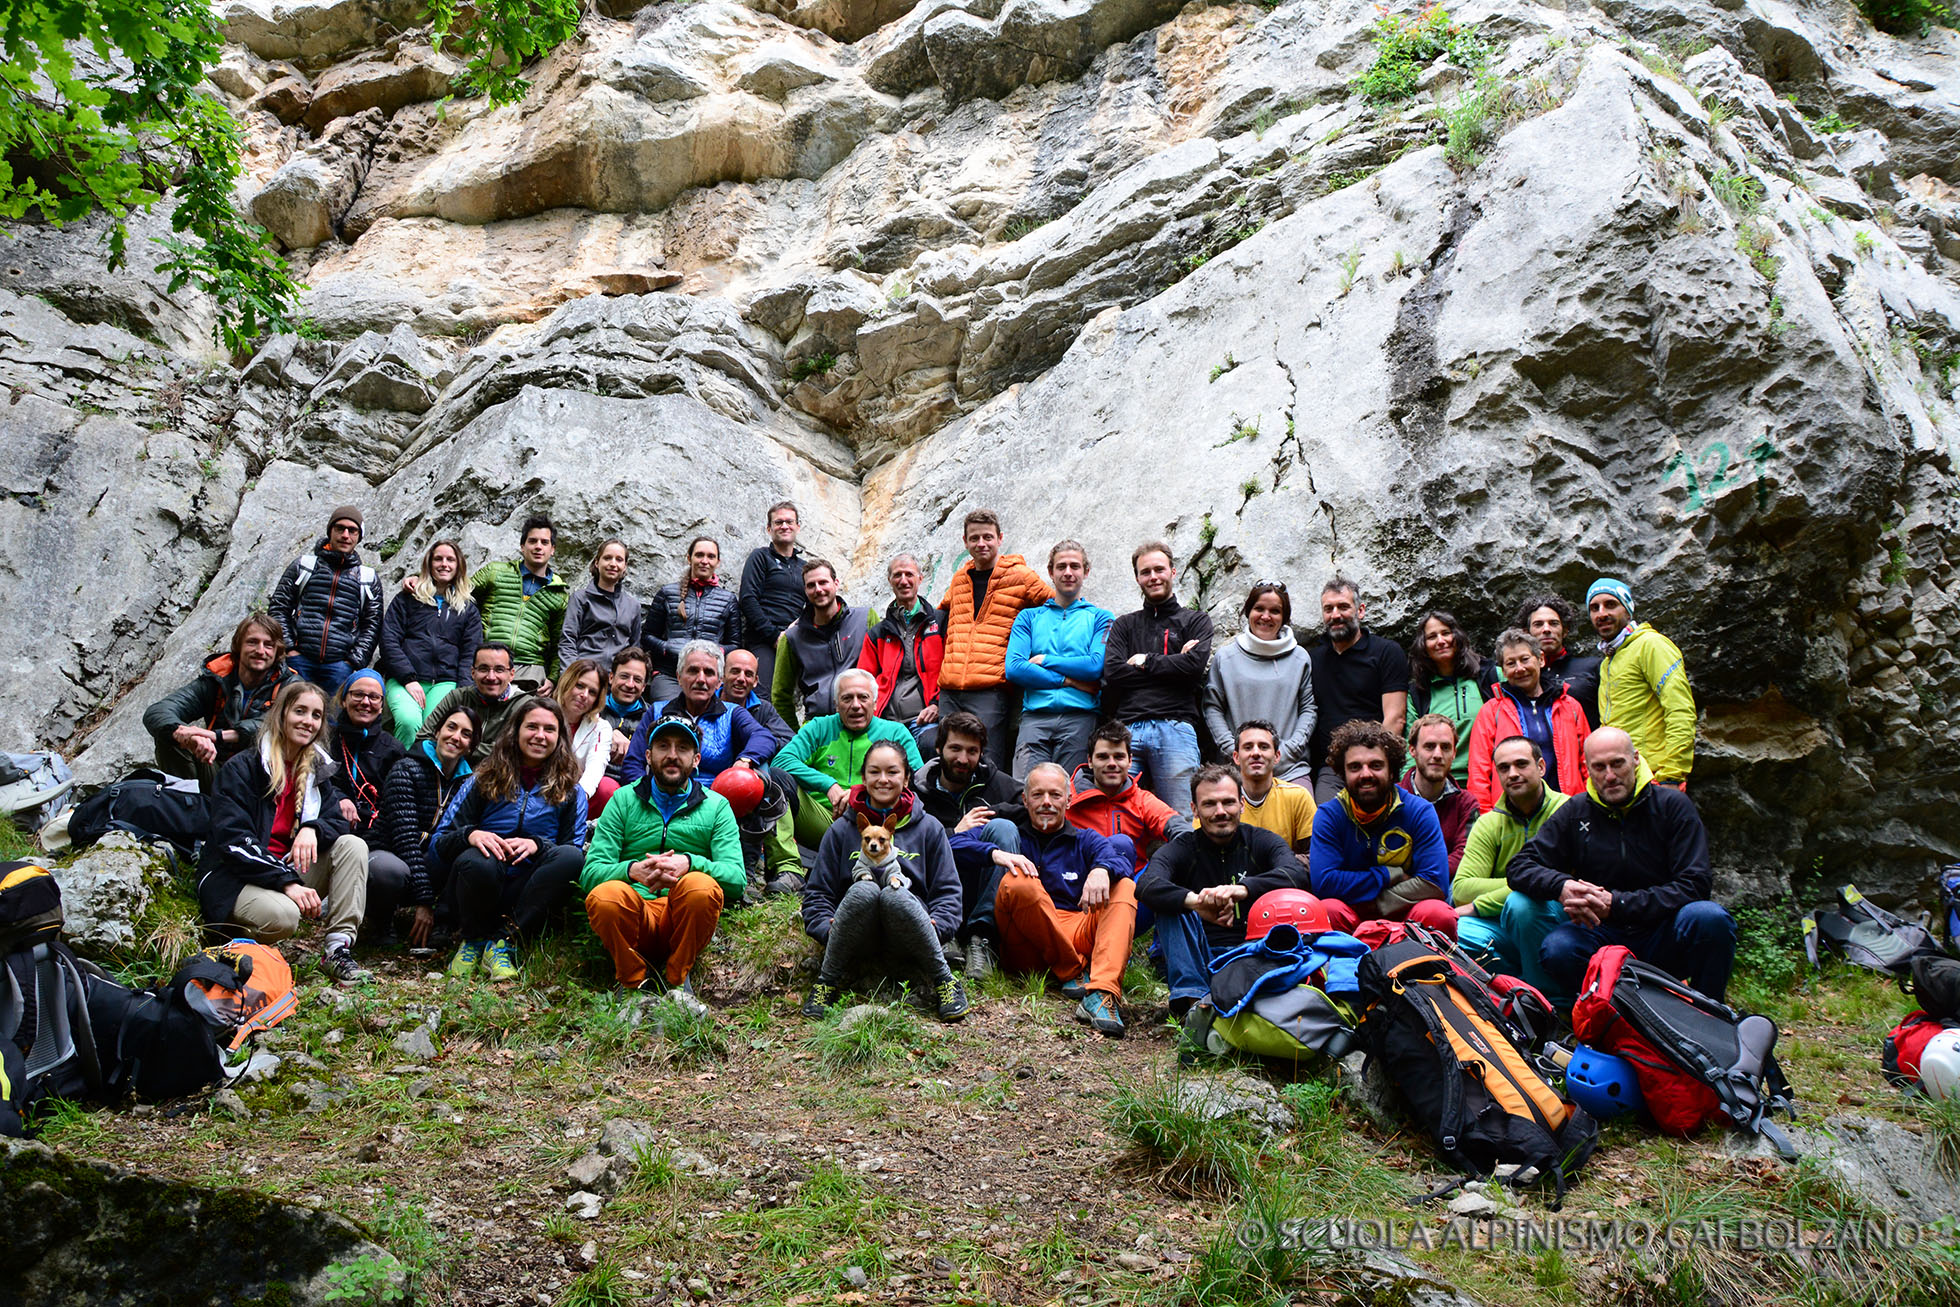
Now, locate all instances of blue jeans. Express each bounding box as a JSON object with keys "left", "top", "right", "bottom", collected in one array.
[
  {"left": 1539, "top": 899, "right": 1737, "bottom": 1004},
  {"left": 1127, "top": 718, "right": 1202, "bottom": 820},
  {"left": 287, "top": 656, "right": 355, "bottom": 696},
  {"left": 1159, "top": 911, "right": 1243, "bottom": 1008}
]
